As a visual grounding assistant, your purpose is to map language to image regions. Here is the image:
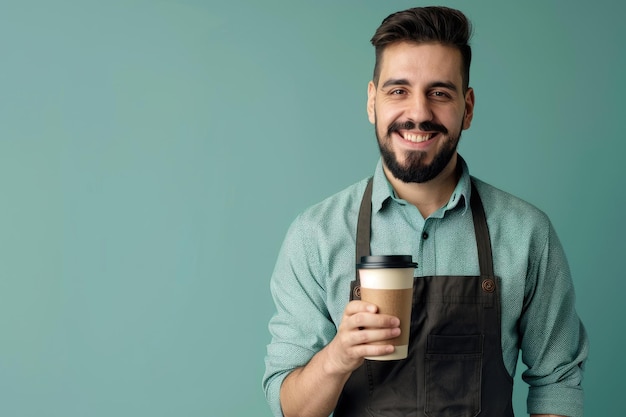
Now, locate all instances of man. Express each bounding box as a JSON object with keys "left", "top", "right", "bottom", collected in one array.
[{"left": 263, "top": 6, "right": 588, "bottom": 417}]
